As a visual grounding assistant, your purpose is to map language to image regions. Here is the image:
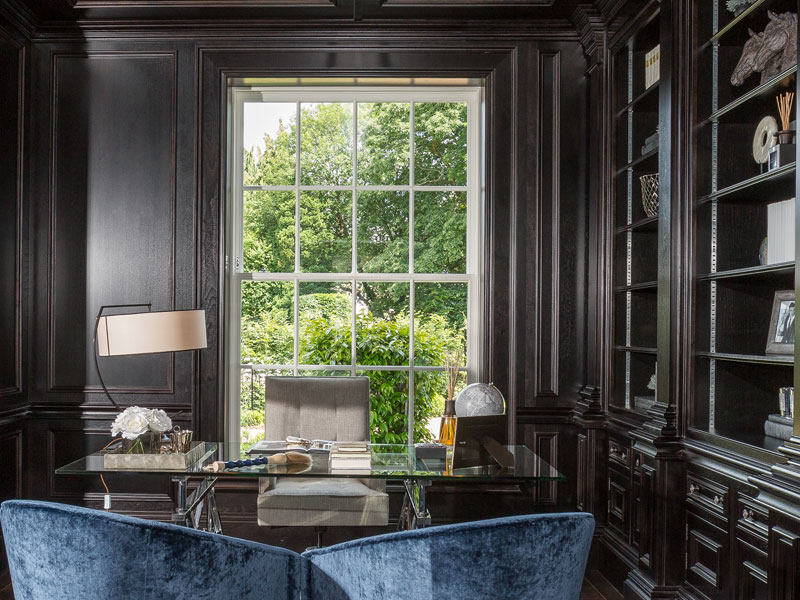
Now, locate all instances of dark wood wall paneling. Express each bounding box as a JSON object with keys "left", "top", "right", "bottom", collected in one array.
[
  {"left": 24, "top": 39, "right": 199, "bottom": 513},
  {"left": 7, "top": 7, "right": 589, "bottom": 545},
  {"left": 0, "top": 12, "right": 28, "bottom": 589},
  {"left": 0, "top": 0, "right": 603, "bottom": 593}
]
